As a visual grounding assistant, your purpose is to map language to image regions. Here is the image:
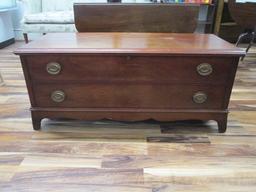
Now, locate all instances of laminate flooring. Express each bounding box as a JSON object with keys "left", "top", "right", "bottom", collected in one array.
[{"left": 0, "top": 41, "right": 255, "bottom": 192}]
